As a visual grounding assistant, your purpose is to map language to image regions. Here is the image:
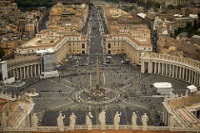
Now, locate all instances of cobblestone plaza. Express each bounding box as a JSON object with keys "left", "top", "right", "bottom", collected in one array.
[{"left": 6, "top": 55, "right": 188, "bottom": 126}]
